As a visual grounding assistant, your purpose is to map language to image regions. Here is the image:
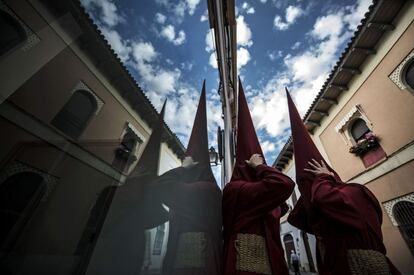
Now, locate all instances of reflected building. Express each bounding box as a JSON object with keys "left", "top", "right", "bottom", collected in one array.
[
  {"left": 274, "top": 0, "right": 414, "bottom": 274},
  {"left": 0, "top": 0, "right": 185, "bottom": 274}
]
